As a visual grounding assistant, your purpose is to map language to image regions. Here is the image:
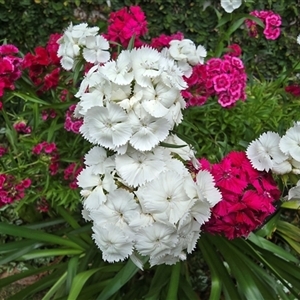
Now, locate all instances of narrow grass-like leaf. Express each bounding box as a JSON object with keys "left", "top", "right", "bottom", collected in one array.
[
  {"left": 144, "top": 265, "right": 171, "bottom": 299},
  {"left": 96, "top": 257, "right": 148, "bottom": 300},
  {"left": 199, "top": 235, "right": 240, "bottom": 300},
  {"left": 66, "top": 256, "right": 79, "bottom": 294},
  {"left": 19, "top": 248, "right": 83, "bottom": 260},
  {"left": 67, "top": 268, "right": 104, "bottom": 300},
  {"left": 178, "top": 277, "right": 199, "bottom": 300},
  {"left": 8, "top": 267, "right": 66, "bottom": 300},
  {"left": 247, "top": 233, "right": 299, "bottom": 263},
  {"left": 0, "top": 223, "right": 84, "bottom": 250},
  {"left": 0, "top": 239, "right": 40, "bottom": 254},
  {"left": 0, "top": 242, "right": 42, "bottom": 265},
  {"left": 211, "top": 235, "right": 277, "bottom": 300},
  {"left": 12, "top": 91, "right": 50, "bottom": 105},
  {"left": 166, "top": 262, "right": 181, "bottom": 300},
  {"left": 277, "top": 220, "right": 300, "bottom": 242},
  {"left": 41, "top": 272, "right": 67, "bottom": 300}
]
